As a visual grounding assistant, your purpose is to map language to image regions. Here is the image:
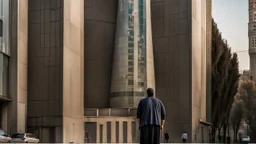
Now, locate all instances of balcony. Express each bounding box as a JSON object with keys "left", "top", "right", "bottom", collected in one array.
[{"left": 84, "top": 108, "right": 137, "bottom": 117}]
